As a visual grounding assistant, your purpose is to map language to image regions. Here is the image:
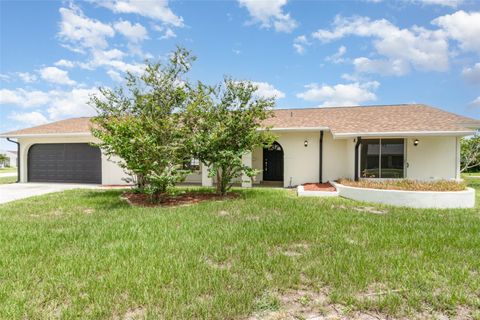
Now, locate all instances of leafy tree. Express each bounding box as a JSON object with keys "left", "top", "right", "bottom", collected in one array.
[
  {"left": 461, "top": 133, "right": 480, "bottom": 172},
  {"left": 90, "top": 47, "right": 195, "bottom": 201},
  {"left": 184, "top": 79, "right": 277, "bottom": 195},
  {"left": 0, "top": 154, "right": 8, "bottom": 167}
]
